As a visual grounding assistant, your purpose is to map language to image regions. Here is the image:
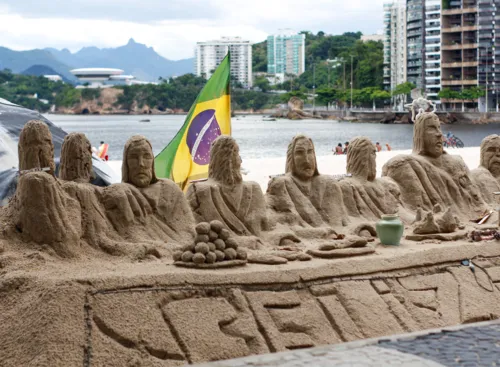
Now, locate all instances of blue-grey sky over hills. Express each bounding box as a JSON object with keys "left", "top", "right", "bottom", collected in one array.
[{"left": 0, "top": 0, "right": 385, "bottom": 60}]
